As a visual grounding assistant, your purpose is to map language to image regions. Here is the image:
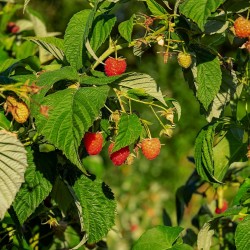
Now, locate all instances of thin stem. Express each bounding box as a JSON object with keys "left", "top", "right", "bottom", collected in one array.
[
  {"left": 114, "top": 89, "right": 126, "bottom": 113},
  {"left": 104, "top": 104, "right": 113, "bottom": 114},
  {"left": 91, "top": 25, "right": 168, "bottom": 70},
  {"left": 150, "top": 105, "right": 166, "bottom": 130},
  {"left": 123, "top": 93, "right": 168, "bottom": 112}
]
